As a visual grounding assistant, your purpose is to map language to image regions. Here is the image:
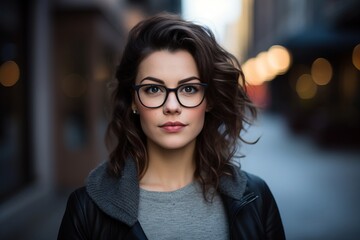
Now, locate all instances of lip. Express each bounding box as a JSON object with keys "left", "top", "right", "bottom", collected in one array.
[{"left": 159, "top": 121, "right": 187, "bottom": 133}]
